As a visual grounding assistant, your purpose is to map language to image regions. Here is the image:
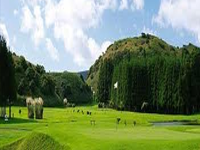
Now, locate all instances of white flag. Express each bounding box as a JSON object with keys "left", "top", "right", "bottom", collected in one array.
[{"left": 114, "top": 81, "right": 118, "bottom": 89}]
